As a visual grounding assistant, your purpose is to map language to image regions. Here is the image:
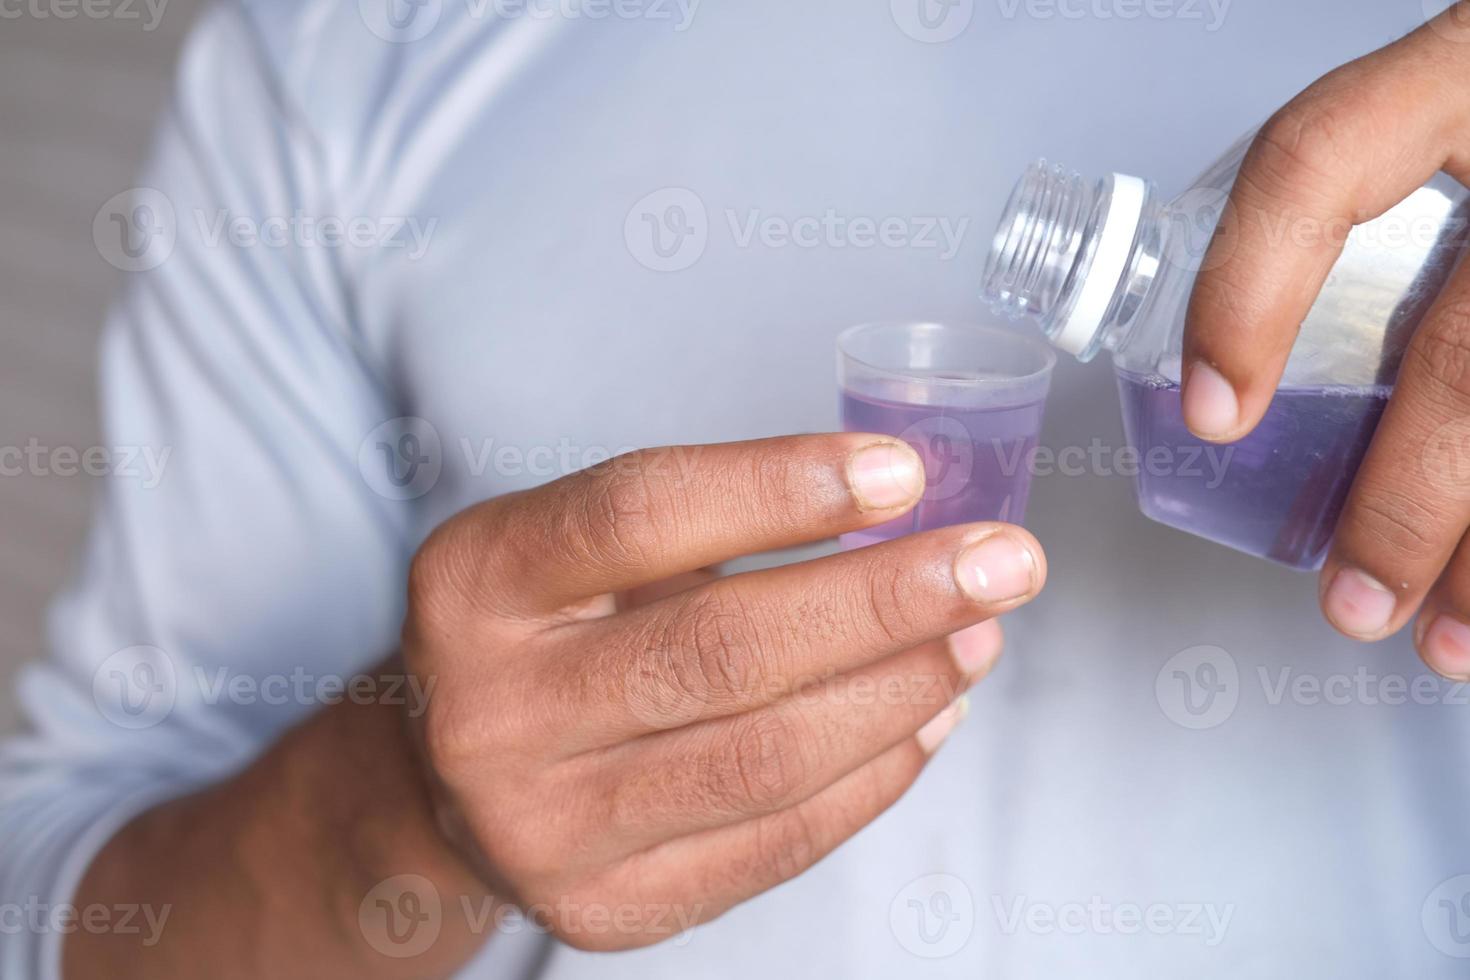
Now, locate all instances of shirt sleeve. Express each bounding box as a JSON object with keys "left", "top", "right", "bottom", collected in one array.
[{"left": 0, "top": 3, "right": 417, "bottom": 976}]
